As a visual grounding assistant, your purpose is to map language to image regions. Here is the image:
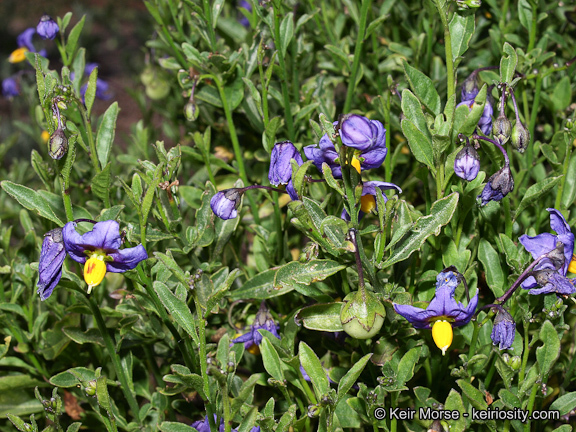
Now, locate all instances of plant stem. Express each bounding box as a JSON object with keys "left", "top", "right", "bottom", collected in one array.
[
  {"left": 83, "top": 293, "right": 141, "bottom": 423},
  {"left": 212, "top": 75, "right": 261, "bottom": 224},
  {"left": 272, "top": 0, "right": 295, "bottom": 141},
  {"left": 555, "top": 135, "right": 572, "bottom": 209},
  {"left": 435, "top": 0, "right": 455, "bottom": 100},
  {"left": 523, "top": 384, "right": 538, "bottom": 432},
  {"left": 518, "top": 319, "right": 530, "bottom": 383},
  {"left": 343, "top": 0, "right": 372, "bottom": 113},
  {"left": 468, "top": 320, "right": 480, "bottom": 359}
]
